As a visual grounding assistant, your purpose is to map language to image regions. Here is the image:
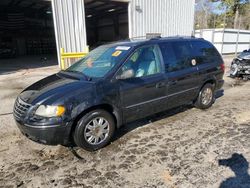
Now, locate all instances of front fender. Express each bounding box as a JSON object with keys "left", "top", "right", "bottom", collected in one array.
[{"left": 69, "top": 101, "right": 123, "bottom": 128}]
